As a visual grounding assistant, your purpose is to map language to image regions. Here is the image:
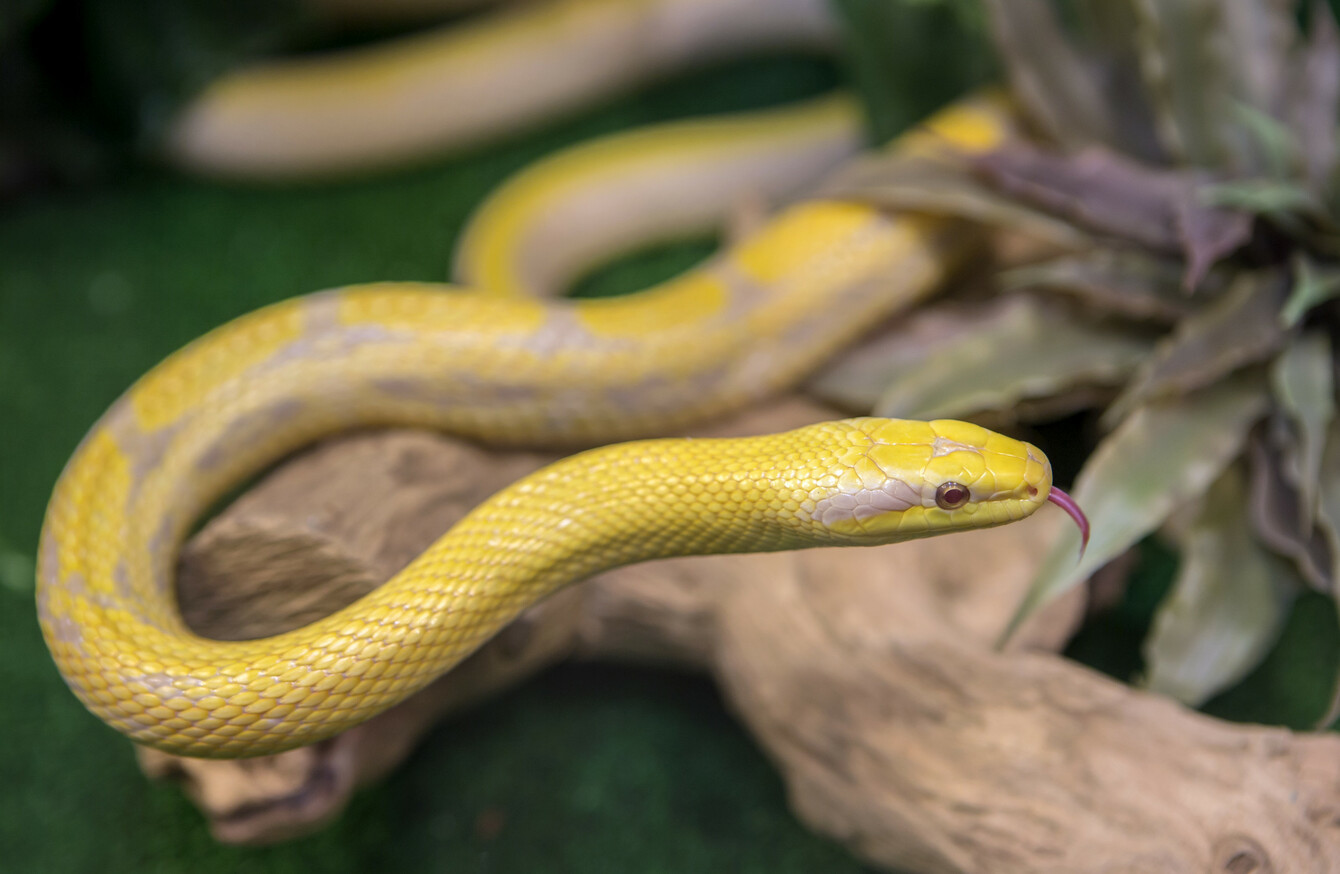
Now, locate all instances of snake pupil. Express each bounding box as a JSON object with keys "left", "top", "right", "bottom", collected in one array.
[{"left": 935, "top": 482, "right": 969, "bottom": 510}]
